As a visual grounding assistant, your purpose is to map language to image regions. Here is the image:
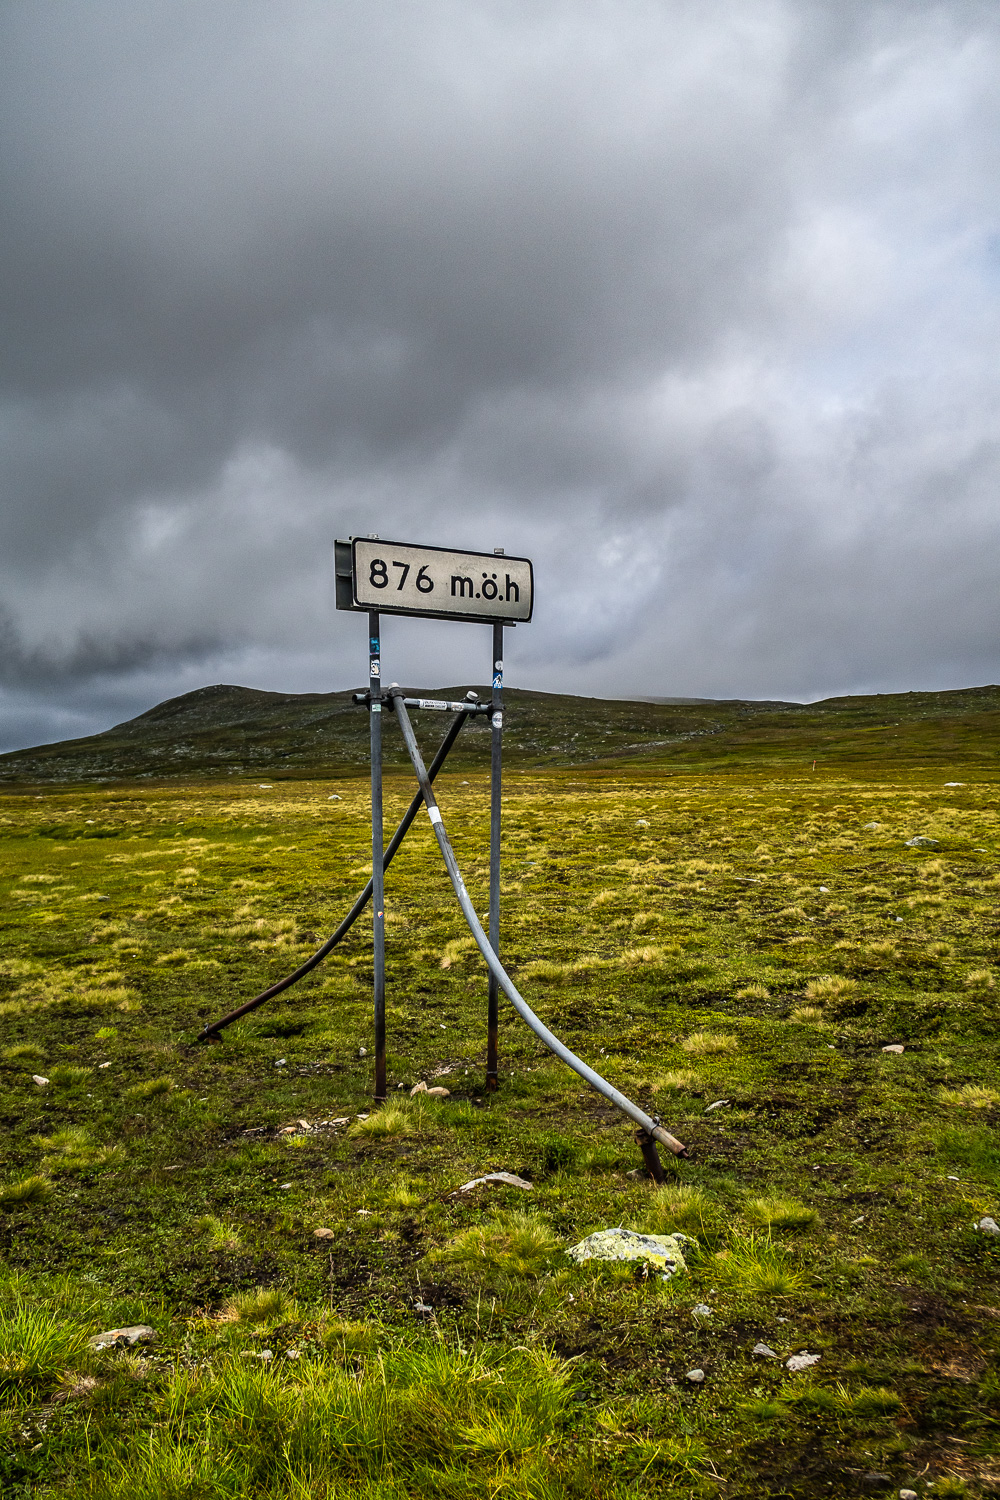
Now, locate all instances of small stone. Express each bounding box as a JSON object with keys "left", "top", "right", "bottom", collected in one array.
[
  {"left": 704, "top": 1099, "right": 729, "bottom": 1113},
  {"left": 98, "top": 1062, "right": 112, "bottom": 1069},
  {"left": 863, "top": 822, "right": 881, "bottom": 830},
  {"left": 313, "top": 1227, "right": 335, "bottom": 1239},
  {"left": 32, "top": 1075, "right": 49, "bottom": 1086},
  {"left": 285, "top": 1348, "right": 301, "bottom": 1359},
  {"left": 89, "top": 1325, "right": 156, "bottom": 1351},
  {"left": 685, "top": 1368, "right": 705, "bottom": 1383},
  {"left": 357, "top": 1047, "right": 367, "bottom": 1058},
  {"left": 905, "top": 836, "right": 939, "bottom": 848},
  {"left": 279, "top": 1183, "right": 292, "bottom": 1190},
  {"left": 274, "top": 1058, "right": 286, "bottom": 1067},
  {"left": 425, "top": 1086, "right": 450, "bottom": 1098},
  {"left": 692, "top": 1304, "right": 712, "bottom": 1318},
  {"left": 819, "top": 886, "right": 830, "bottom": 893},
  {"left": 900, "top": 1491, "right": 918, "bottom": 1499},
  {"left": 785, "top": 1351, "right": 820, "bottom": 1372},
  {"left": 882, "top": 1044, "right": 905, "bottom": 1054},
  {"left": 256, "top": 1349, "right": 273, "bottom": 1361},
  {"left": 410, "top": 1081, "right": 428, "bottom": 1096},
  {"left": 414, "top": 1300, "right": 433, "bottom": 1314},
  {"left": 752, "top": 1342, "right": 778, "bottom": 1358},
  {"left": 977, "top": 1215, "right": 1000, "bottom": 1235}
]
